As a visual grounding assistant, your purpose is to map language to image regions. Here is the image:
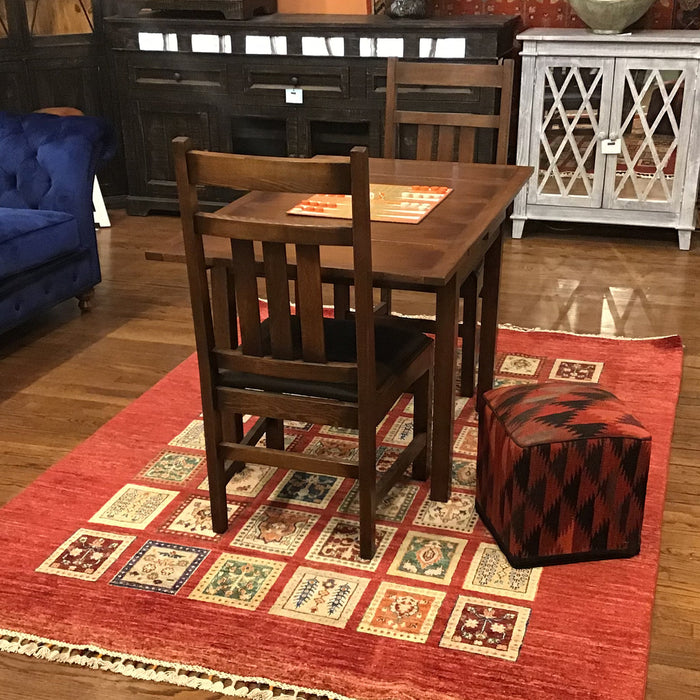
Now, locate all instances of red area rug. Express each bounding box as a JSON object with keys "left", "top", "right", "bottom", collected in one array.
[{"left": 0, "top": 328, "right": 682, "bottom": 700}]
